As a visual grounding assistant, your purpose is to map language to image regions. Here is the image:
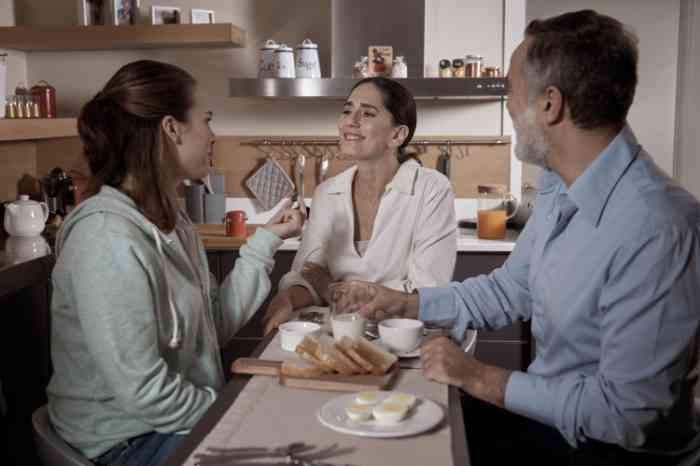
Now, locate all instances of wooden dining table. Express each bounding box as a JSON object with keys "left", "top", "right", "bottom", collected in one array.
[{"left": 163, "top": 332, "right": 471, "bottom": 466}]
